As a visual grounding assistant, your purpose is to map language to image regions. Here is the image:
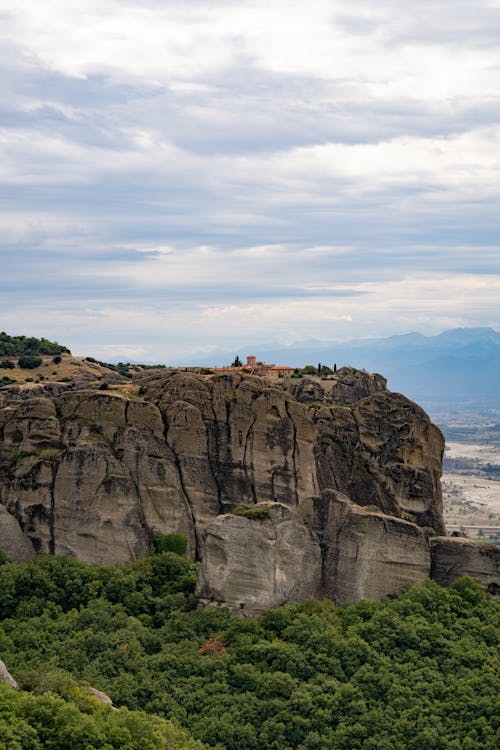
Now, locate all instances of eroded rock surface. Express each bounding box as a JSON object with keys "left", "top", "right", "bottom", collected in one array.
[
  {"left": 196, "top": 503, "right": 321, "bottom": 613},
  {"left": 294, "top": 490, "right": 431, "bottom": 605},
  {"left": 312, "top": 392, "right": 445, "bottom": 532},
  {"left": 0, "top": 365, "right": 497, "bottom": 606},
  {"left": 430, "top": 537, "right": 500, "bottom": 594},
  {"left": 0, "top": 505, "right": 35, "bottom": 562},
  {"left": 86, "top": 686, "right": 114, "bottom": 707},
  {"left": 289, "top": 367, "right": 387, "bottom": 405},
  {"left": 0, "top": 658, "right": 19, "bottom": 690}
]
